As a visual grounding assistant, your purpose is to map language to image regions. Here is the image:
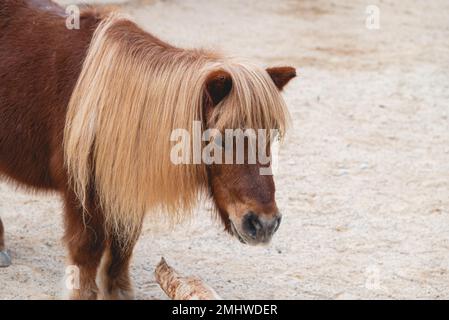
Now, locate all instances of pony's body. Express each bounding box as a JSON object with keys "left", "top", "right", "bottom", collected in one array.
[
  {"left": 0, "top": 0, "right": 296, "bottom": 299},
  {"left": 0, "top": 0, "right": 98, "bottom": 191}
]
